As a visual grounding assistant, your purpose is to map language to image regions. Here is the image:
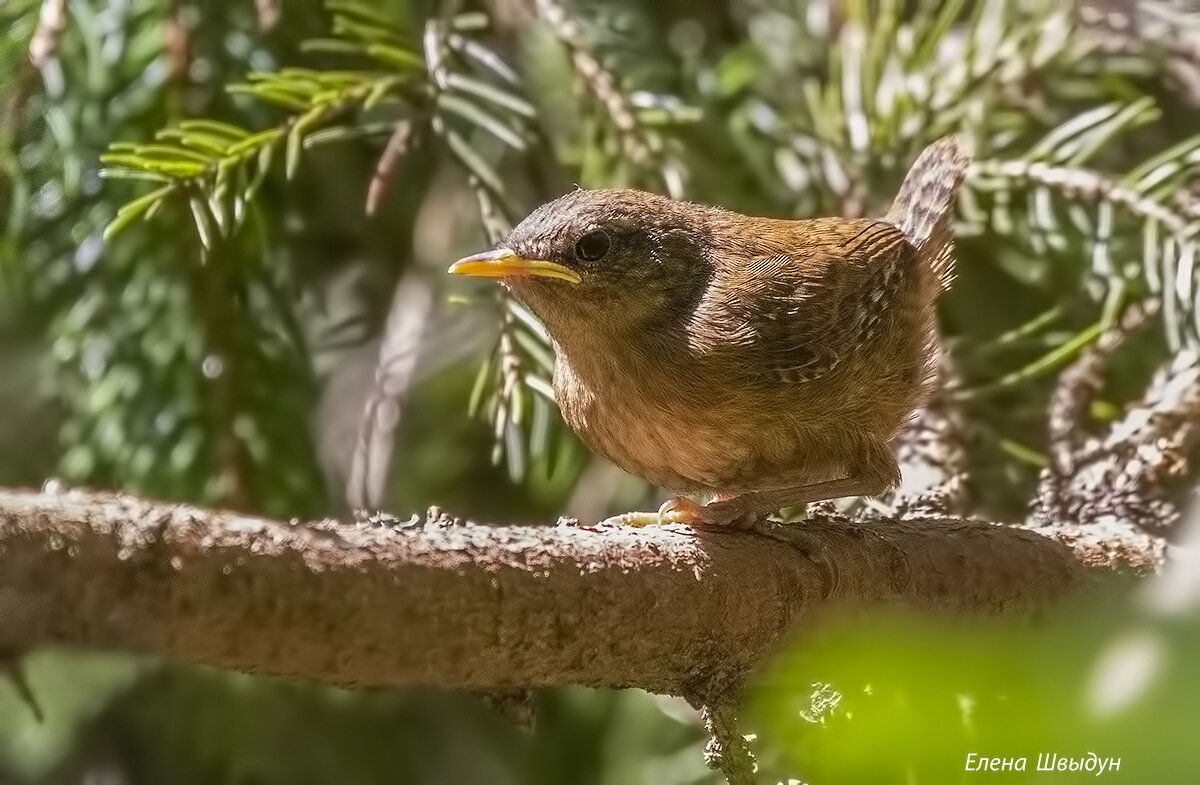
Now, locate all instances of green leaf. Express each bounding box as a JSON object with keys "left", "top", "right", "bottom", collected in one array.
[
  {"left": 438, "top": 93, "right": 528, "bottom": 150},
  {"left": 286, "top": 108, "right": 326, "bottom": 179},
  {"left": 445, "top": 73, "right": 536, "bottom": 118},
  {"left": 365, "top": 43, "right": 423, "bottom": 71},
  {"left": 98, "top": 168, "right": 172, "bottom": 183},
  {"left": 503, "top": 414, "right": 525, "bottom": 481},
  {"left": 514, "top": 328, "right": 554, "bottom": 372},
  {"left": 277, "top": 67, "right": 327, "bottom": 83},
  {"left": 1066, "top": 99, "right": 1159, "bottom": 166},
  {"left": 1124, "top": 134, "right": 1200, "bottom": 196},
  {"left": 451, "top": 12, "right": 489, "bottom": 32},
  {"left": 156, "top": 128, "right": 232, "bottom": 156},
  {"left": 507, "top": 300, "right": 549, "bottom": 342},
  {"left": 300, "top": 38, "right": 367, "bottom": 56},
  {"left": 226, "top": 129, "right": 284, "bottom": 157},
  {"left": 302, "top": 125, "right": 363, "bottom": 149},
  {"left": 311, "top": 69, "right": 386, "bottom": 86},
  {"left": 955, "top": 323, "right": 1104, "bottom": 401},
  {"left": 911, "top": 0, "right": 966, "bottom": 66},
  {"left": 178, "top": 119, "right": 251, "bottom": 140},
  {"left": 103, "top": 186, "right": 173, "bottom": 240},
  {"left": 333, "top": 14, "right": 402, "bottom": 45},
  {"left": 326, "top": 0, "right": 394, "bottom": 28},
  {"left": 529, "top": 392, "right": 550, "bottom": 459},
  {"left": 98, "top": 153, "right": 206, "bottom": 178},
  {"left": 468, "top": 353, "right": 494, "bottom": 418},
  {"left": 132, "top": 144, "right": 215, "bottom": 164},
  {"left": 189, "top": 195, "right": 216, "bottom": 249},
  {"left": 1028, "top": 105, "right": 1131, "bottom": 166},
  {"left": 246, "top": 142, "right": 275, "bottom": 201},
  {"left": 442, "top": 127, "right": 505, "bottom": 196},
  {"left": 364, "top": 77, "right": 400, "bottom": 109},
  {"left": 448, "top": 34, "right": 519, "bottom": 85},
  {"left": 227, "top": 84, "right": 311, "bottom": 111}
]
